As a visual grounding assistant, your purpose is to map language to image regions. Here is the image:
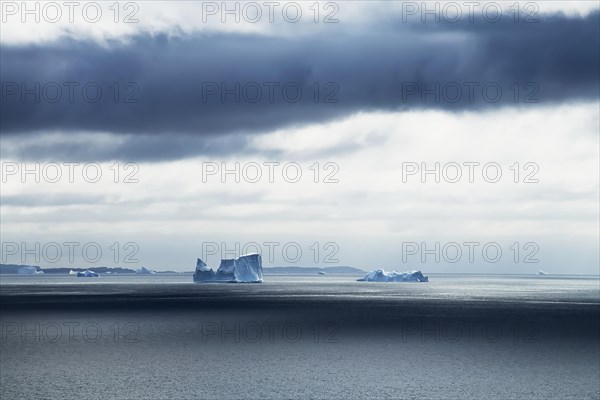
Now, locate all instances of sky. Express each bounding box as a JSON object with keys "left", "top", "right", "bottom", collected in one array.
[{"left": 0, "top": 1, "right": 599, "bottom": 273}]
